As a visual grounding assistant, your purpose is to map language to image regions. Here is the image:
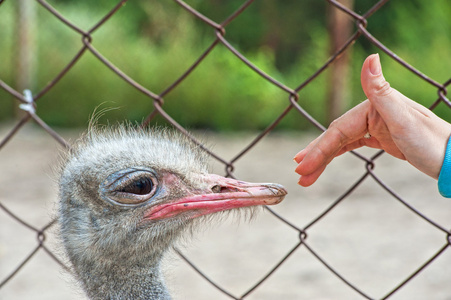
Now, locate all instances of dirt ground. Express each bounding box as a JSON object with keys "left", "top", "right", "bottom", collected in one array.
[{"left": 1, "top": 124, "right": 451, "bottom": 300}]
